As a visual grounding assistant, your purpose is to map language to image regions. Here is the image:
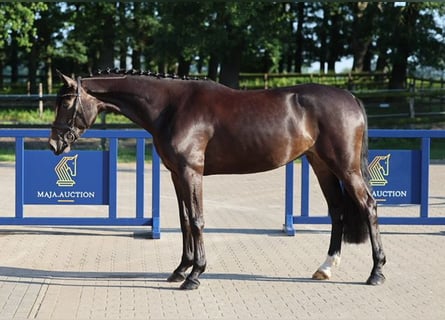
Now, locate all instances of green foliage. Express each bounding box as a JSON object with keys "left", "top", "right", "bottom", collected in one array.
[
  {"left": 1, "top": 2, "right": 445, "bottom": 90},
  {"left": 0, "top": 2, "right": 47, "bottom": 50}
]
